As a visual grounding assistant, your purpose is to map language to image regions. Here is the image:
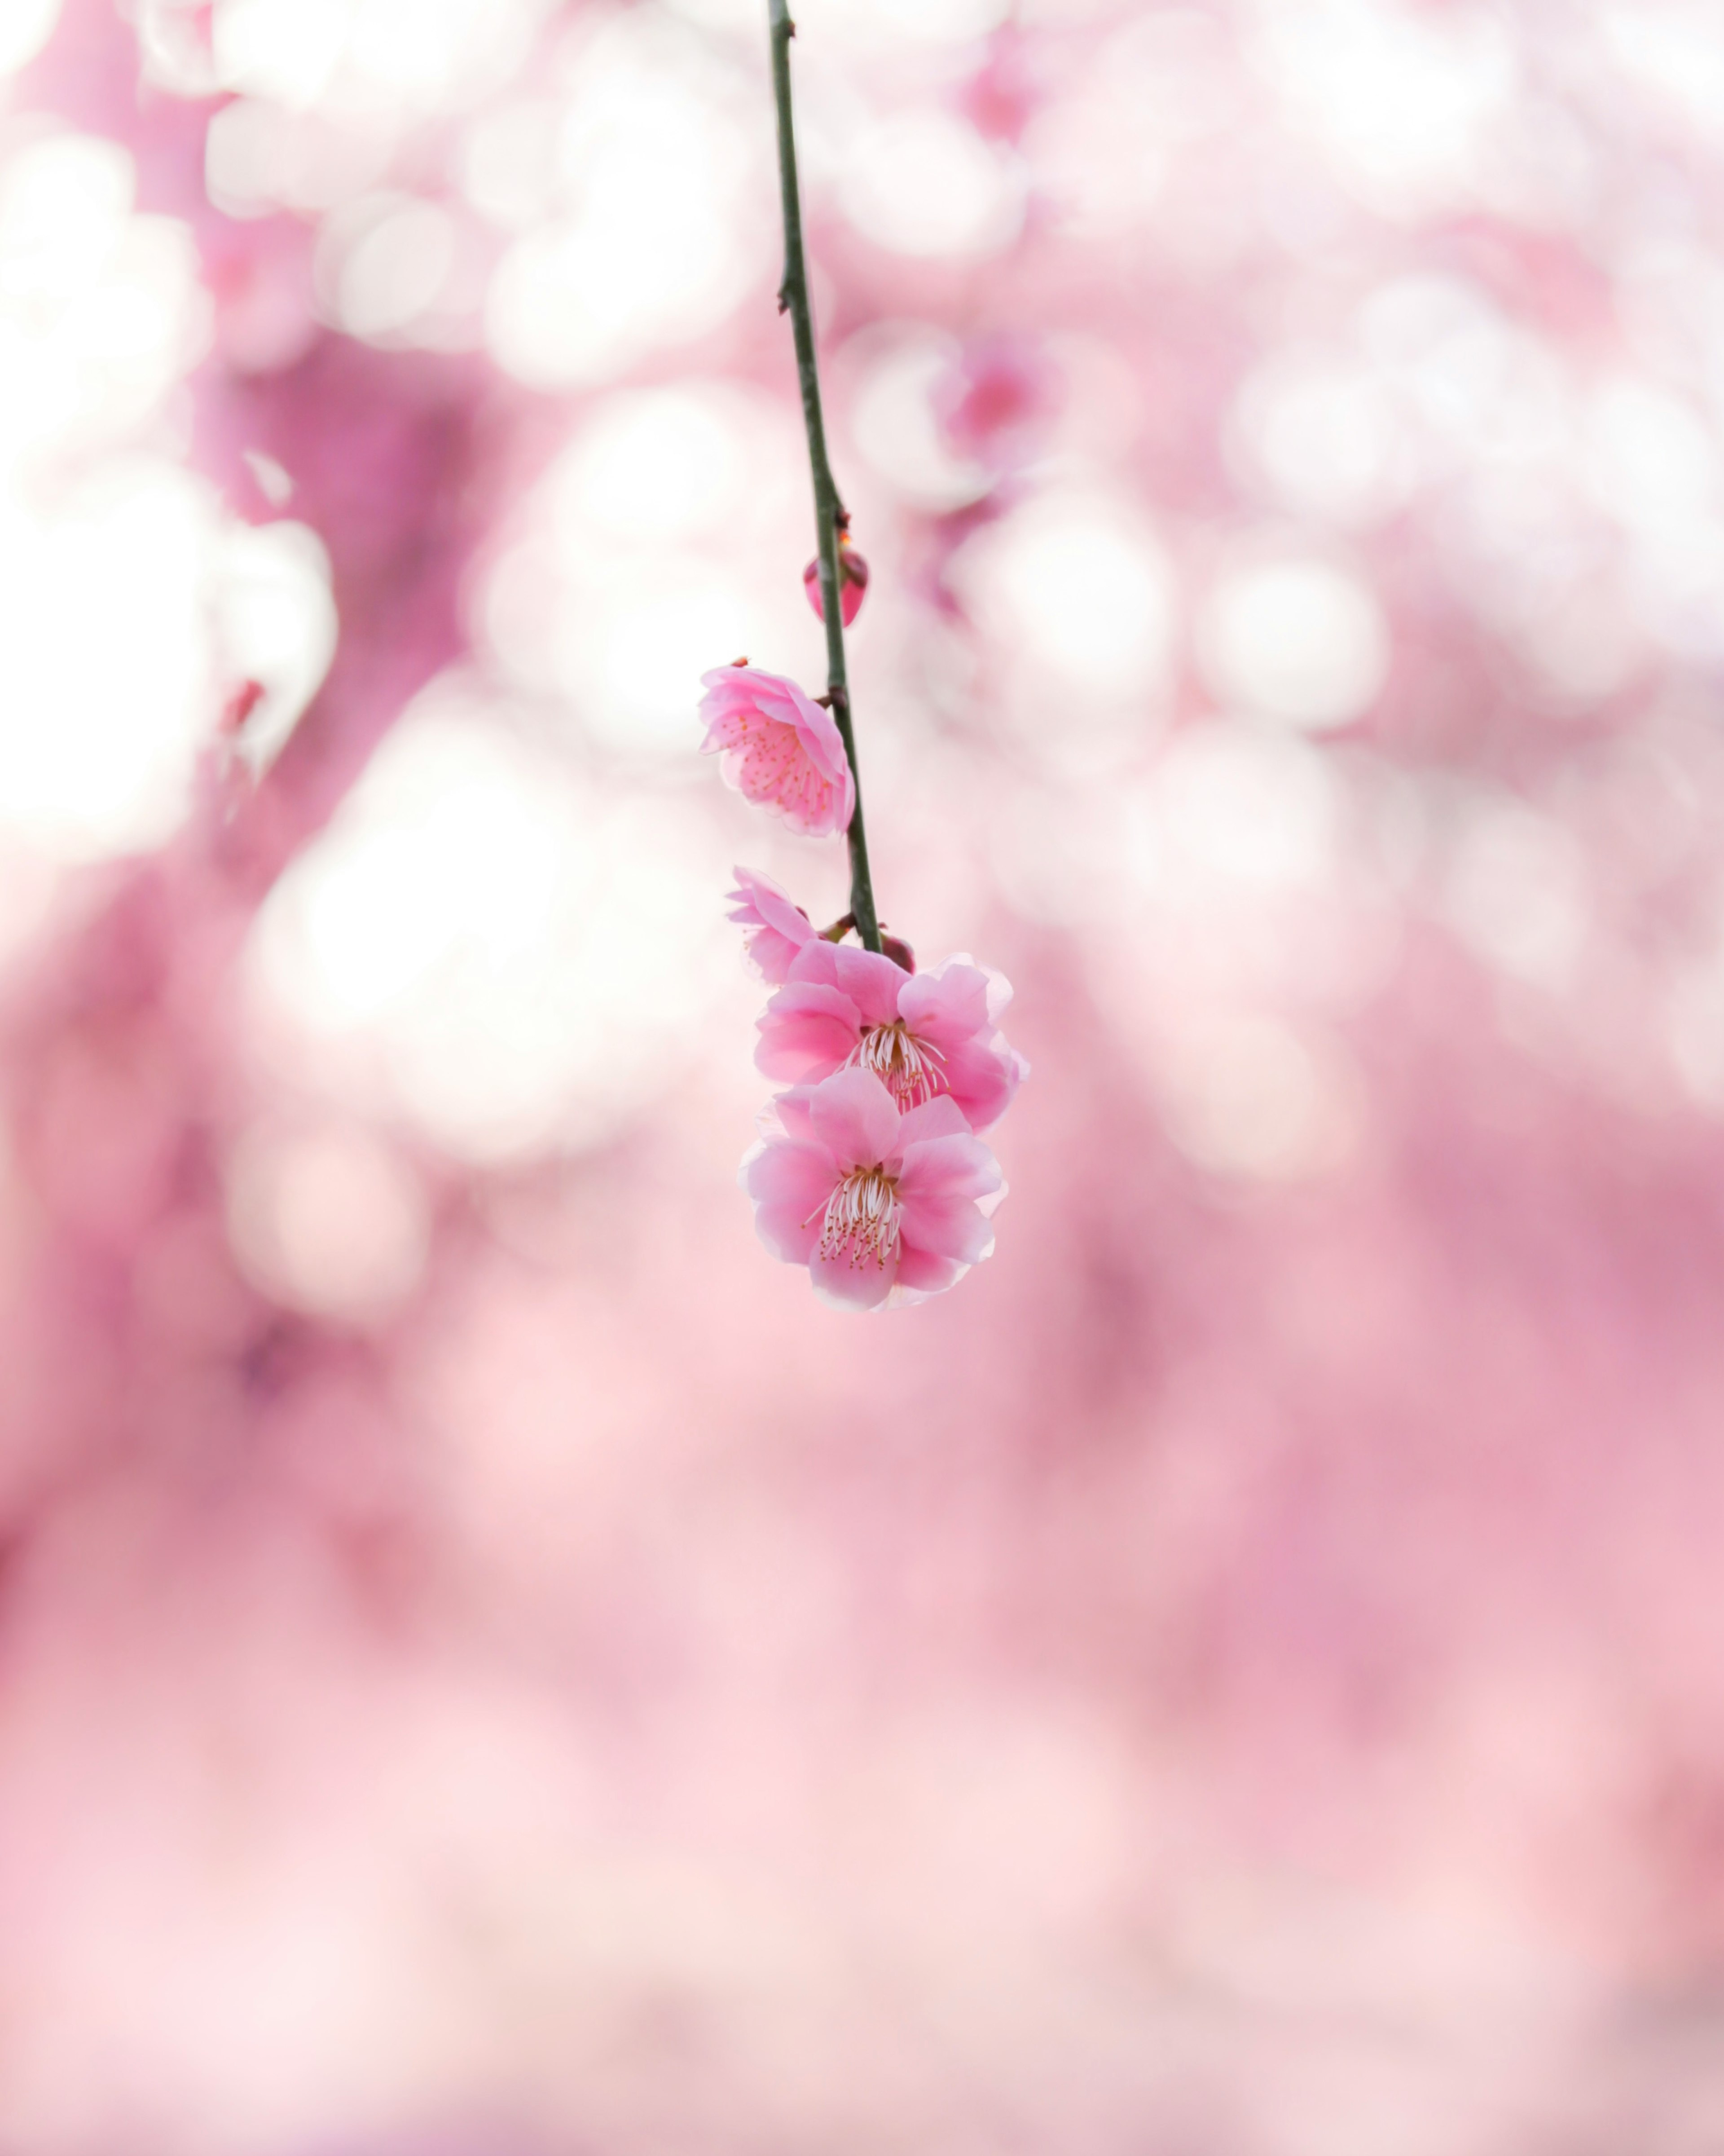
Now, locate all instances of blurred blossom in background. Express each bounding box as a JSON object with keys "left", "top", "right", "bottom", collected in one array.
[{"left": 8, "top": 0, "right": 1724, "bottom": 2147}]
